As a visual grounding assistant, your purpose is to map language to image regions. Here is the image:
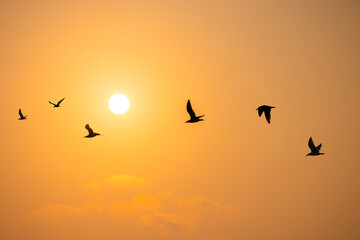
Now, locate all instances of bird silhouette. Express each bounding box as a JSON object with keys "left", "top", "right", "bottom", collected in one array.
[
  {"left": 186, "top": 100, "right": 204, "bottom": 123},
  {"left": 257, "top": 105, "right": 275, "bottom": 124},
  {"left": 49, "top": 98, "right": 65, "bottom": 108},
  {"left": 84, "top": 124, "right": 100, "bottom": 138},
  {"left": 306, "top": 137, "right": 324, "bottom": 156},
  {"left": 18, "top": 108, "right": 27, "bottom": 120}
]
